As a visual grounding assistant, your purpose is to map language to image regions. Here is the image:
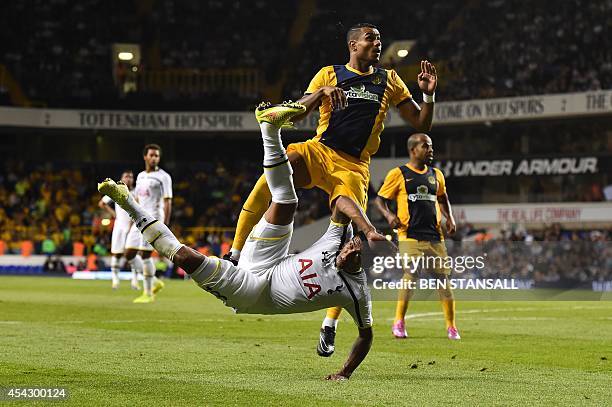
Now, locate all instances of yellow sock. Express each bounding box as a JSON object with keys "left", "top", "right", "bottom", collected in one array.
[
  {"left": 394, "top": 272, "right": 413, "bottom": 322},
  {"left": 326, "top": 306, "right": 343, "bottom": 320},
  {"left": 394, "top": 287, "right": 411, "bottom": 322},
  {"left": 232, "top": 174, "right": 272, "bottom": 252},
  {"left": 441, "top": 299, "right": 456, "bottom": 328}
]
